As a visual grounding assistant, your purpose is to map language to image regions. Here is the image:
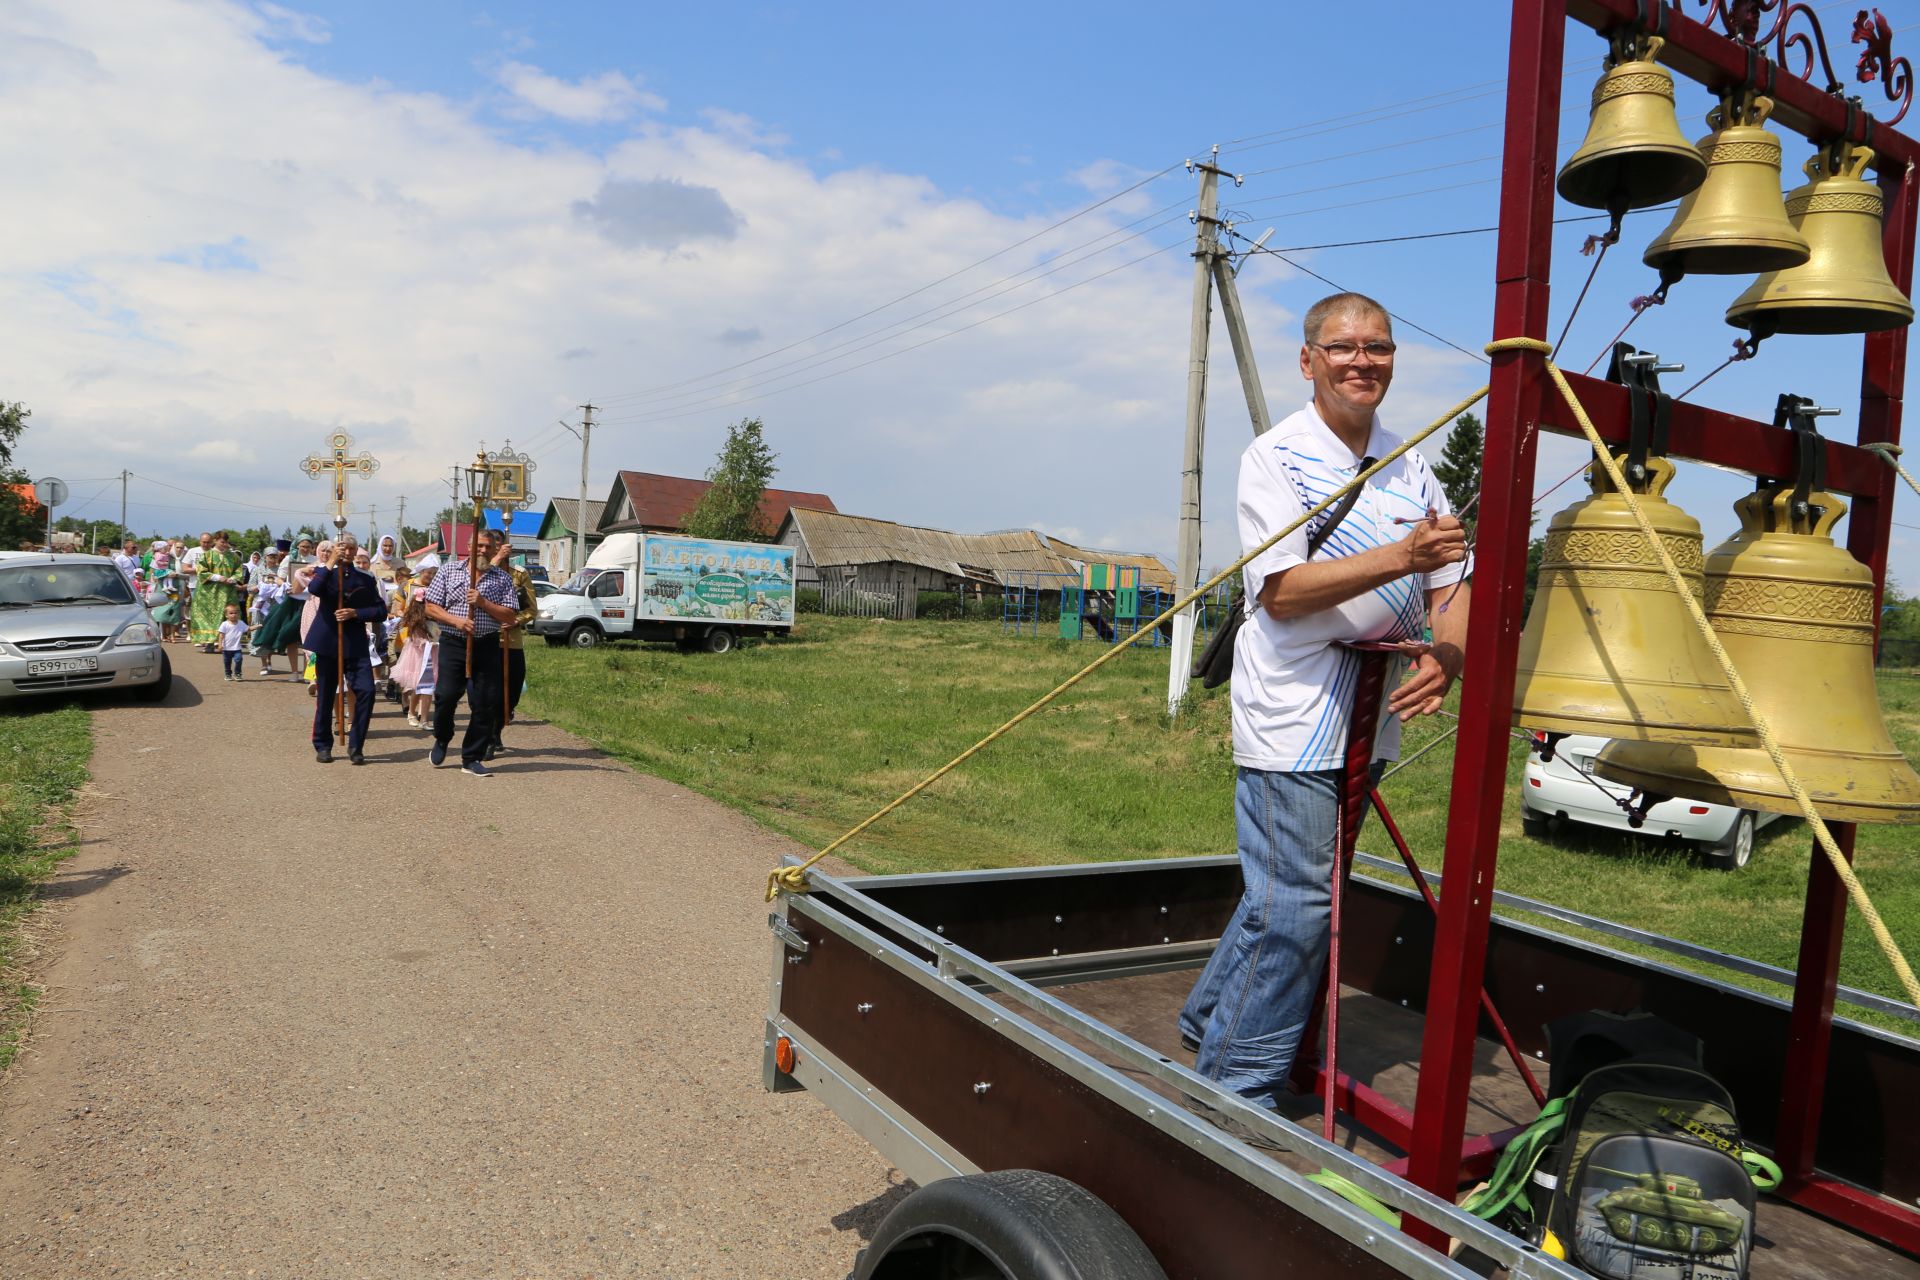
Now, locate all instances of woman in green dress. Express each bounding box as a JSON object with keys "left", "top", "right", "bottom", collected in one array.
[{"left": 189, "top": 530, "right": 245, "bottom": 650}]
